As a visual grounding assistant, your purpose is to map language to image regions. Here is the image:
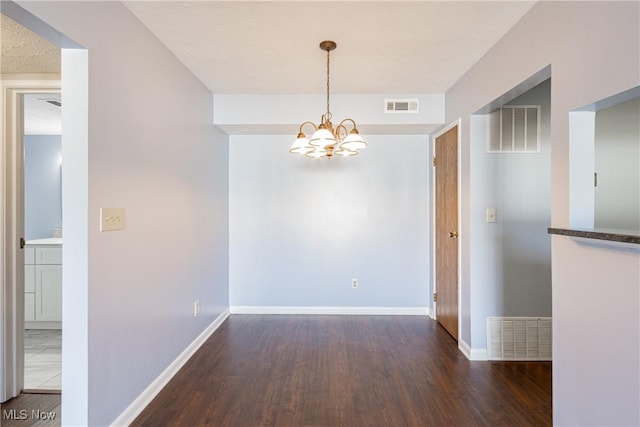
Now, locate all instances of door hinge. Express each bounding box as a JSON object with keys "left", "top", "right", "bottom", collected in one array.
[
  {"left": 20, "top": 237, "right": 26, "bottom": 249},
  {"left": 433, "top": 293, "right": 437, "bottom": 302},
  {"left": 594, "top": 172, "right": 598, "bottom": 187},
  {"left": 432, "top": 156, "right": 436, "bottom": 166}
]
